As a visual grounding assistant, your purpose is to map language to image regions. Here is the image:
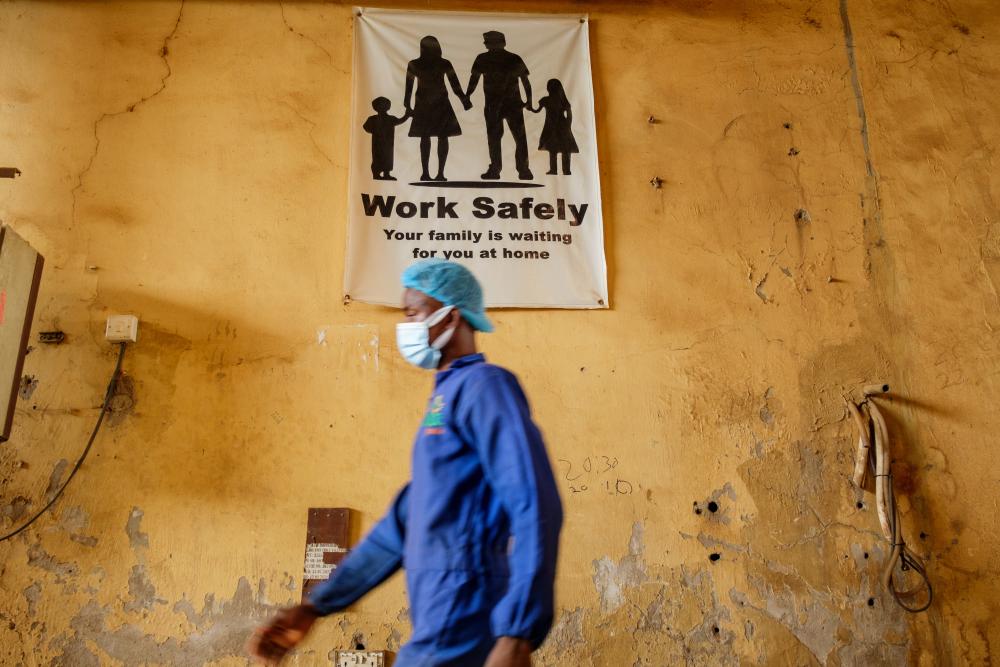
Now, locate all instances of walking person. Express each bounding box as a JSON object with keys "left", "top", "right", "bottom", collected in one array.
[
  {"left": 404, "top": 36, "right": 471, "bottom": 182},
  {"left": 249, "top": 260, "right": 564, "bottom": 667},
  {"left": 466, "top": 31, "right": 534, "bottom": 181},
  {"left": 529, "top": 79, "right": 579, "bottom": 176}
]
